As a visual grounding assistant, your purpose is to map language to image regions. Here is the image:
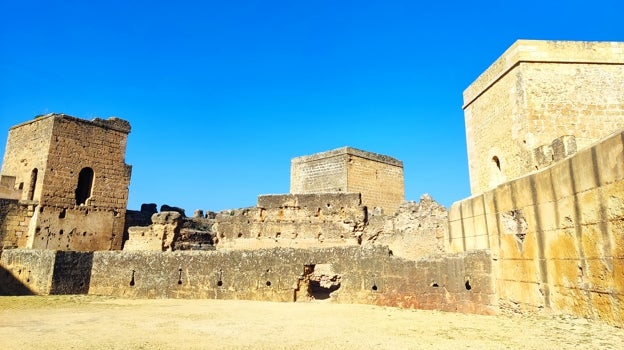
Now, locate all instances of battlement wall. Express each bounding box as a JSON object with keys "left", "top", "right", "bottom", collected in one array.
[{"left": 448, "top": 128, "right": 624, "bottom": 326}]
